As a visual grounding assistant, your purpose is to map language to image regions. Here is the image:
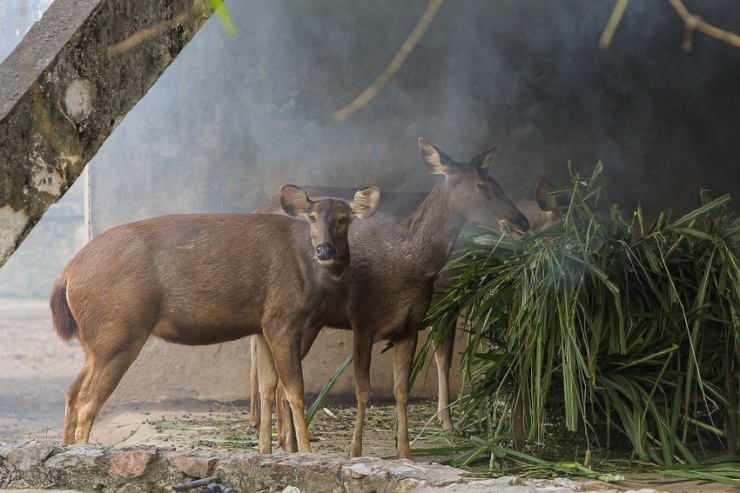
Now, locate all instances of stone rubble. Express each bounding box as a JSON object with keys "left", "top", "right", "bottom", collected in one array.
[{"left": 0, "top": 441, "right": 666, "bottom": 493}]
